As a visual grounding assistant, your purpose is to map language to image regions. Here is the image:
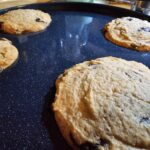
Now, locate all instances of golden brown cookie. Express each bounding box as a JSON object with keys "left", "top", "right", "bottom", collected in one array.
[
  {"left": 0, "top": 9, "right": 51, "bottom": 34},
  {"left": 53, "top": 57, "right": 150, "bottom": 150},
  {"left": 0, "top": 38, "right": 18, "bottom": 70},
  {"left": 104, "top": 17, "right": 150, "bottom": 51}
]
